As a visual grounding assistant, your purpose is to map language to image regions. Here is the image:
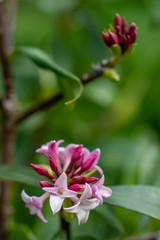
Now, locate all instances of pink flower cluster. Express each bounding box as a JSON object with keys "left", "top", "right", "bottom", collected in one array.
[
  {"left": 102, "top": 14, "right": 137, "bottom": 52},
  {"left": 21, "top": 140, "right": 112, "bottom": 224}
]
